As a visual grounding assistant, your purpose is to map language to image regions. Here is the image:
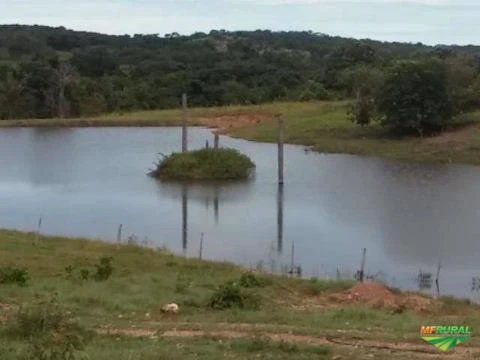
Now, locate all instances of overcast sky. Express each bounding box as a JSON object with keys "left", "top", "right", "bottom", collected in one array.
[{"left": 1, "top": 0, "right": 479, "bottom": 45}]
